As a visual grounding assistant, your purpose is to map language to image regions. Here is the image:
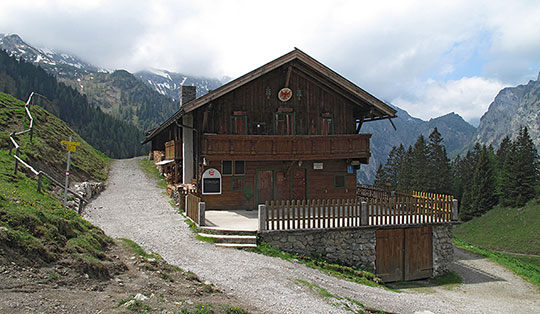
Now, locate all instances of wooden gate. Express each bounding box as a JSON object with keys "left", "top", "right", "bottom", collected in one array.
[{"left": 376, "top": 226, "right": 433, "bottom": 282}]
